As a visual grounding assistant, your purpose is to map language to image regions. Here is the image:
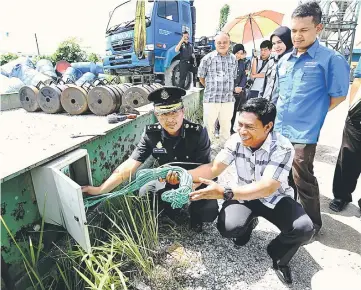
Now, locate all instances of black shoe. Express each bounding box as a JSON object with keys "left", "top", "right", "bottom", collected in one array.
[
  {"left": 358, "top": 198, "right": 361, "bottom": 210},
  {"left": 233, "top": 218, "right": 258, "bottom": 246},
  {"left": 189, "top": 220, "right": 203, "bottom": 233},
  {"left": 329, "top": 198, "right": 349, "bottom": 212},
  {"left": 272, "top": 262, "right": 293, "bottom": 284},
  {"left": 230, "top": 130, "right": 236, "bottom": 135}
]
